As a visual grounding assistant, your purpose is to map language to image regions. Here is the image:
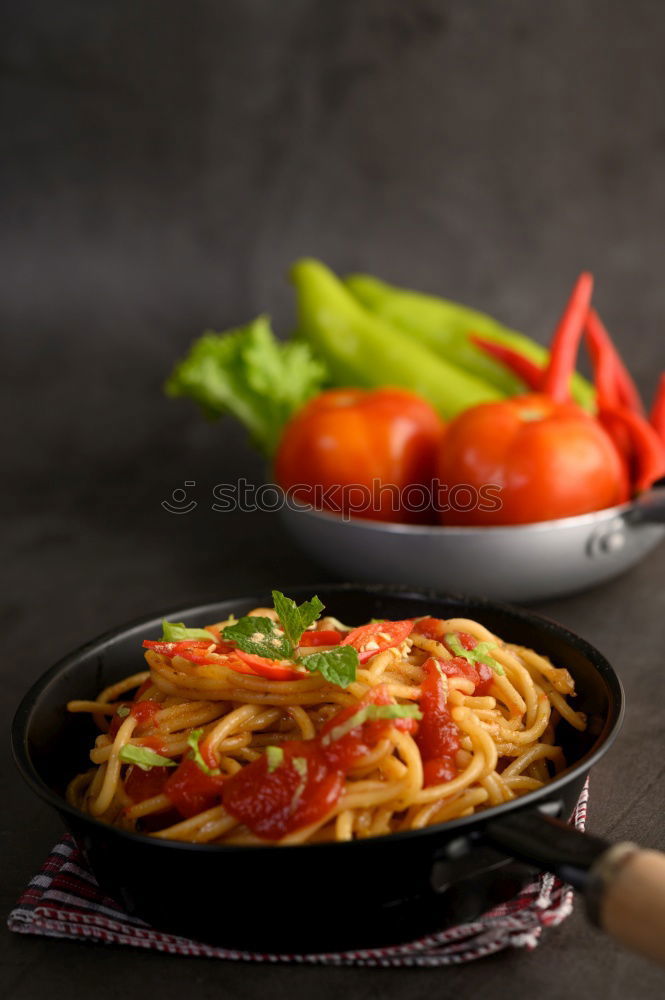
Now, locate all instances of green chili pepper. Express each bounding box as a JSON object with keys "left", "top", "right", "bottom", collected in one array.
[
  {"left": 344, "top": 273, "right": 596, "bottom": 412},
  {"left": 291, "top": 259, "right": 505, "bottom": 419}
]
